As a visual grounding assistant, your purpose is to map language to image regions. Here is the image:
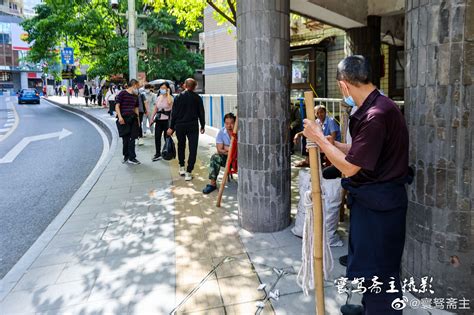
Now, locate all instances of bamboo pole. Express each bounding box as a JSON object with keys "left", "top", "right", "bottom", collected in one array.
[
  {"left": 216, "top": 117, "right": 238, "bottom": 207},
  {"left": 304, "top": 91, "right": 325, "bottom": 315}
]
